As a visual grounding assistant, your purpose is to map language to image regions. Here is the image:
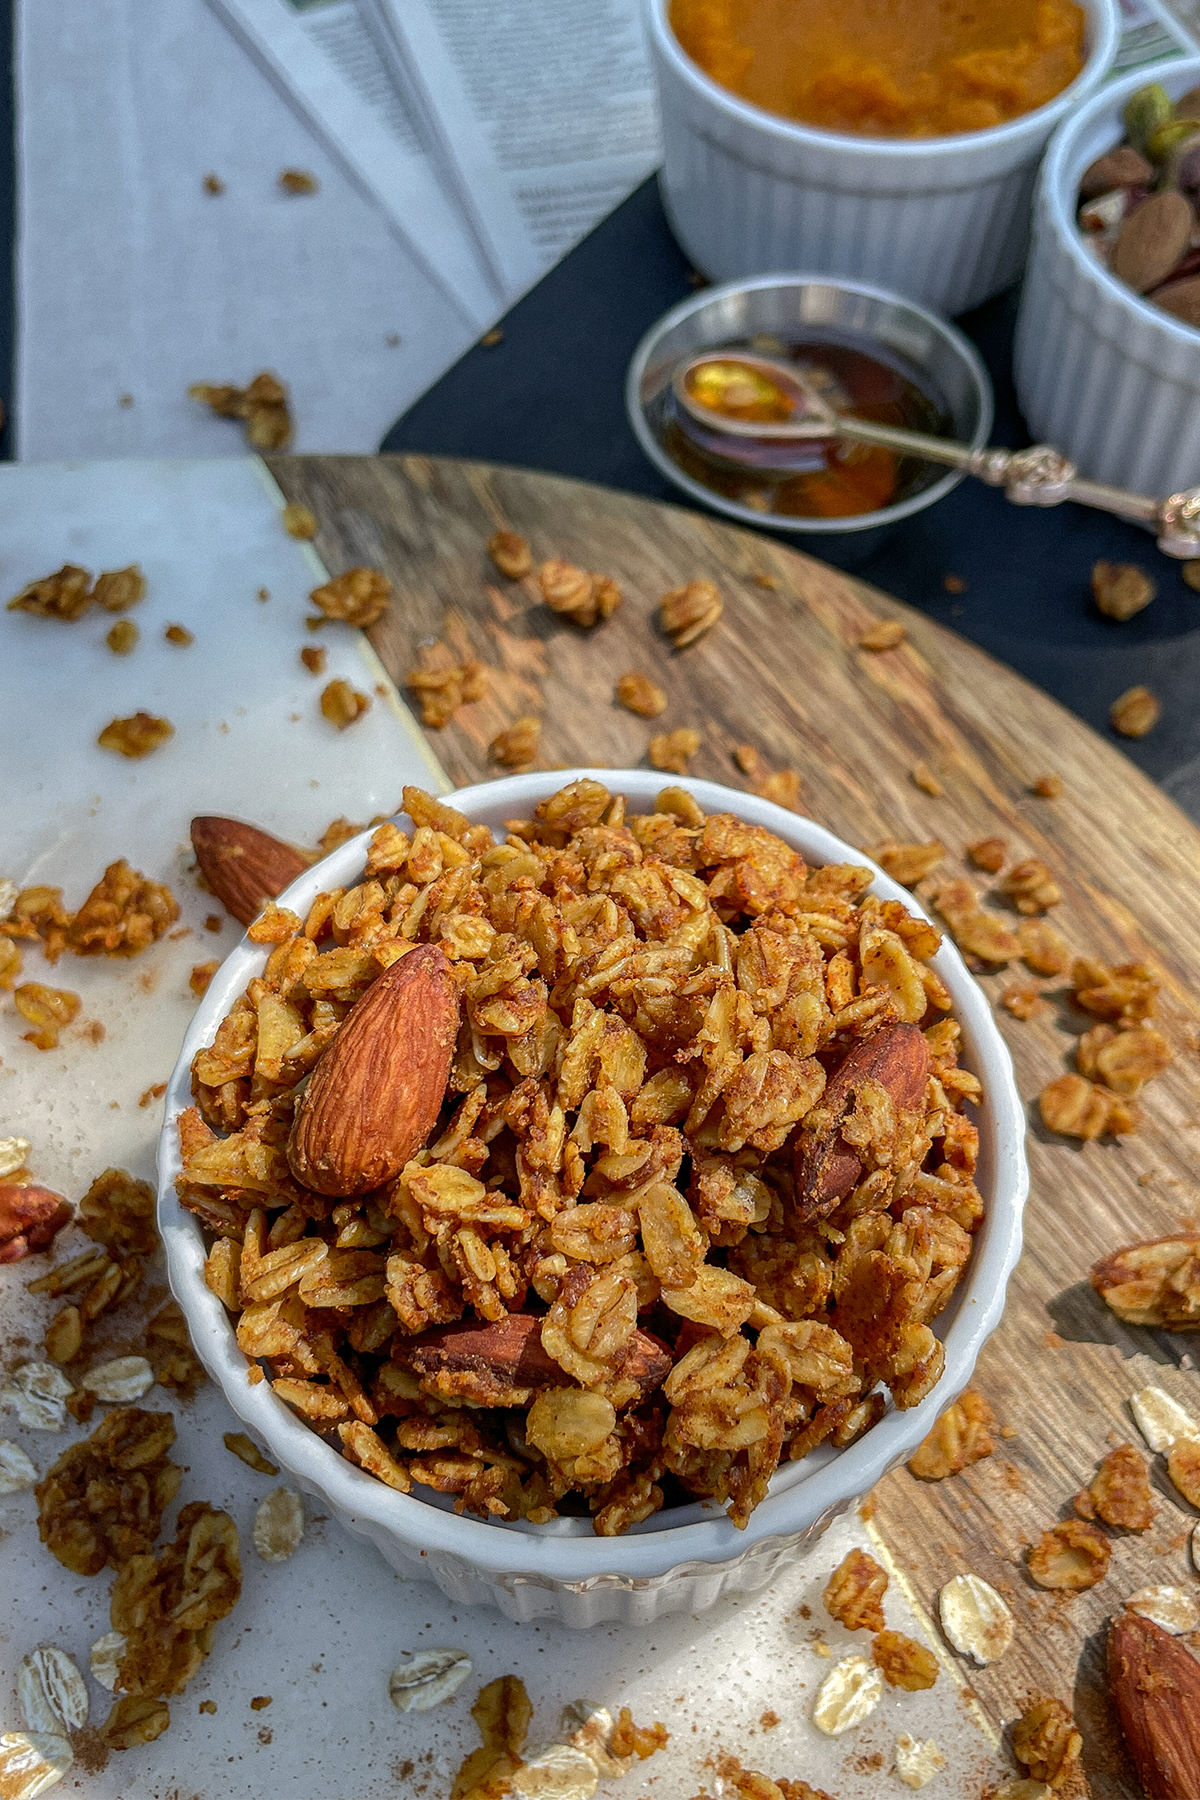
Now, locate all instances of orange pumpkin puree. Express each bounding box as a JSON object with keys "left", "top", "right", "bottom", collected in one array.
[{"left": 670, "top": 0, "right": 1086, "bottom": 137}]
